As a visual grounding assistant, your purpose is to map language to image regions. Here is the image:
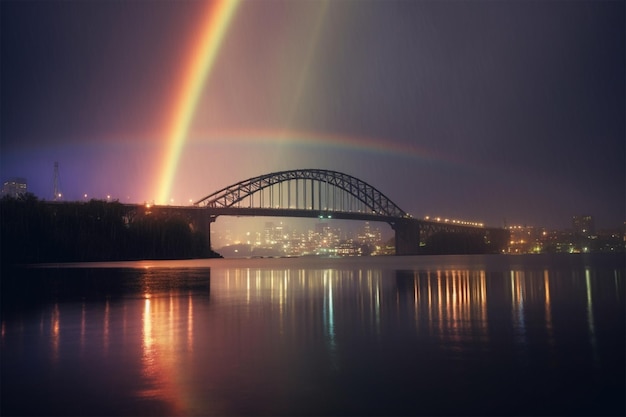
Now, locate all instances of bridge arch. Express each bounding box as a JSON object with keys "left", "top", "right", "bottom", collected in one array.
[{"left": 194, "top": 169, "right": 410, "bottom": 219}]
